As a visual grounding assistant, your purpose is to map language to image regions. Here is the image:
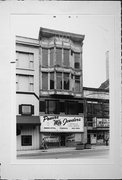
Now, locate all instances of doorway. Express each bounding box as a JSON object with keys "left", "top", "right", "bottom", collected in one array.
[{"left": 60, "top": 134, "right": 65, "bottom": 146}]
